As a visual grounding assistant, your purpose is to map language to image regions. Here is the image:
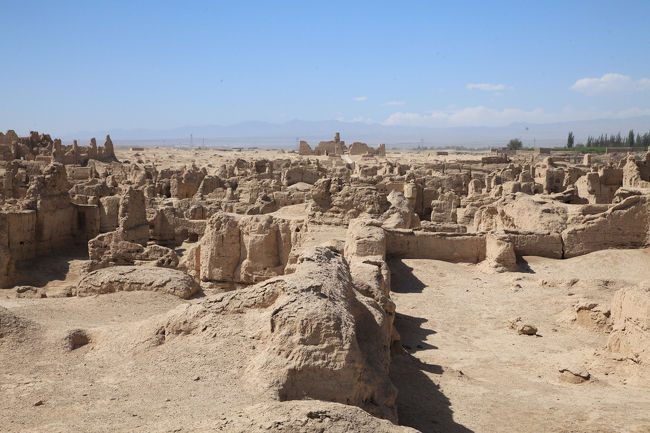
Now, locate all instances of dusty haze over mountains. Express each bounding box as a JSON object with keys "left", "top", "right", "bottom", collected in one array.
[{"left": 46, "top": 115, "right": 650, "bottom": 149}]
